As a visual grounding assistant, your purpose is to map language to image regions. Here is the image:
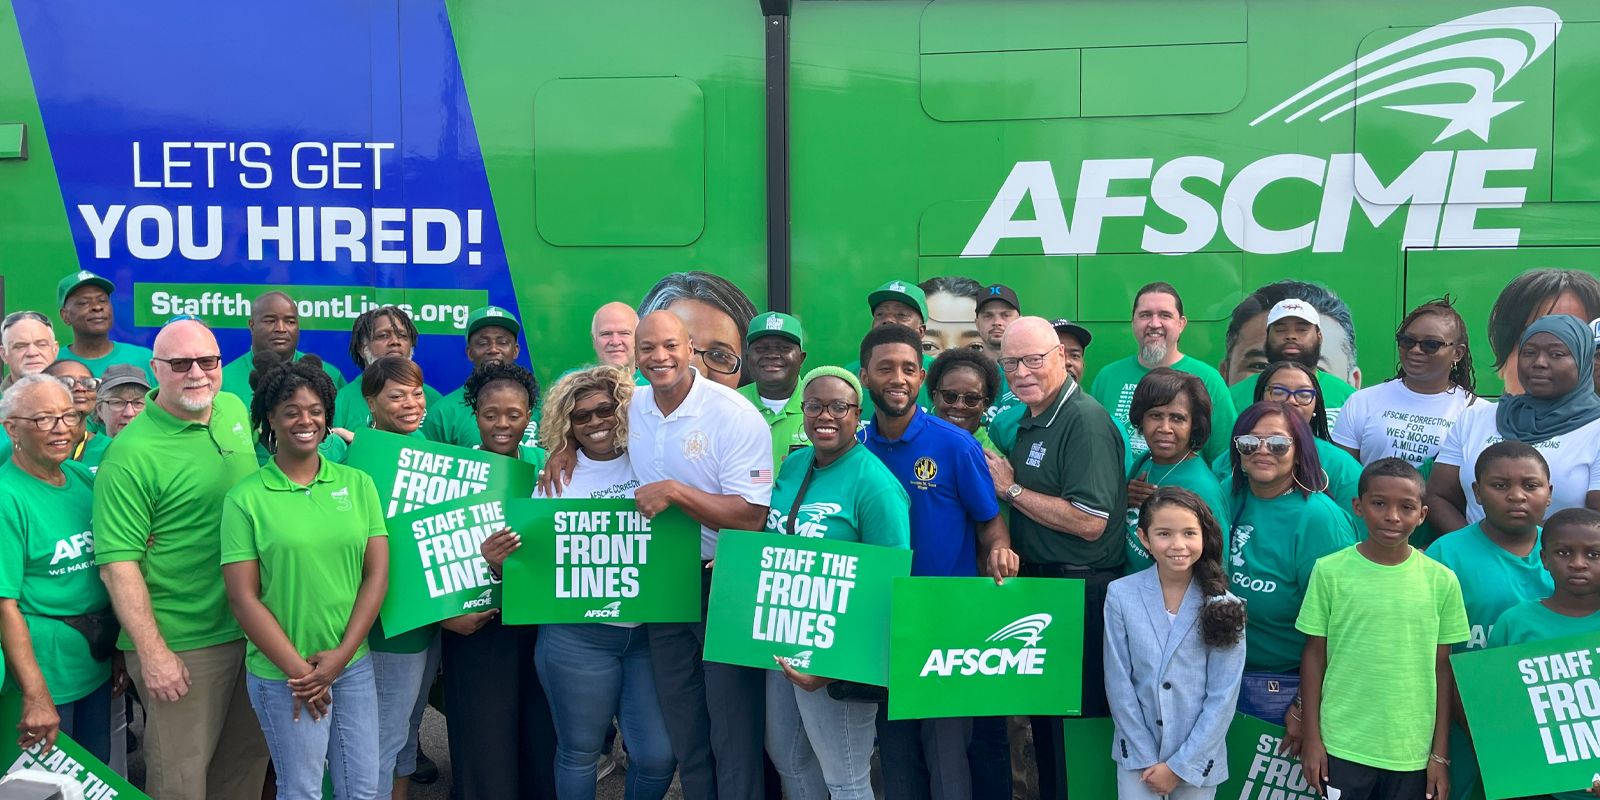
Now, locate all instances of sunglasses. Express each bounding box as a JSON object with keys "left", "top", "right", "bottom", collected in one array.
[
  {"left": 569, "top": 403, "right": 618, "bottom": 425},
  {"left": 152, "top": 355, "right": 222, "bottom": 372},
  {"left": 1234, "top": 434, "right": 1294, "bottom": 456},
  {"left": 1396, "top": 334, "right": 1455, "bottom": 355},
  {"left": 936, "top": 390, "right": 986, "bottom": 409}
]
